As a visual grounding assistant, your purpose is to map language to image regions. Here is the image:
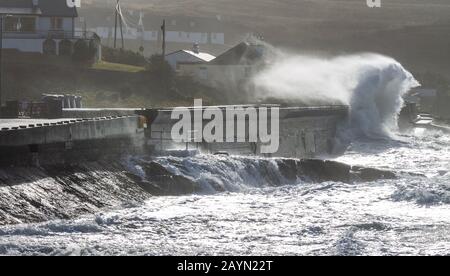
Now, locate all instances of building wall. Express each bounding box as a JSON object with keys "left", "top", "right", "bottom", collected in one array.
[
  {"left": 84, "top": 25, "right": 224, "bottom": 45},
  {"left": 166, "top": 31, "right": 208, "bottom": 44},
  {"left": 38, "top": 17, "right": 51, "bottom": 31},
  {"left": 63, "top": 18, "right": 73, "bottom": 32},
  {"left": 166, "top": 51, "right": 204, "bottom": 70},
  {"left": 38, "top": 17, "right": 74, "bottom": 33},
  {"left": 210, "top": 33, "right": 225, "bottom": 45},
  {"left": 143, "top": 30, "right": 158, "bottom": 41},
  {"left": 3, "top": 38, "right": 45, "bottom": 53},
  {"left": 91, "top": 27, "right": 159, "bottom": 42},
  {"left": 3, "top": 37, "right": 98, "bottom": 56},
  {"left": 179, "top": 64, "right": 252, "bottom": 87}
]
